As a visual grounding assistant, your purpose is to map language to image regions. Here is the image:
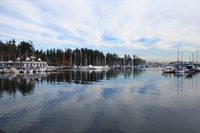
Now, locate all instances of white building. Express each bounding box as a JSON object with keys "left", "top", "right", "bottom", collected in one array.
[{"left": 0, "top": 56, "right": 48, "bottom": 68}]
